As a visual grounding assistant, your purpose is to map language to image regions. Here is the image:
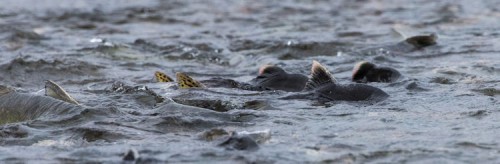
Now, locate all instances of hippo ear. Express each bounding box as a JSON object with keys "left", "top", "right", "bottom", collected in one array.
[
  {"left": 175, "top": 72, "right": 206, "bottom": 89},
  {"left": 305, "top": 61, "right": 336, "bottom": 90},
  {"left": 352, "top": 61, "right": 375, "bottom": 82},
  {"left": 45, "top": 80, "right": 79, "bottom": 105},
  {"left": 155, "top": 71, "right": 174, "bottom": 82}
]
